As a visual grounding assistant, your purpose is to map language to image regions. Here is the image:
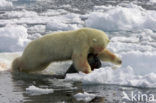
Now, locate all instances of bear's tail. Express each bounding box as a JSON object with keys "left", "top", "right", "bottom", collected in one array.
[{"left": 11, "top": 57, "right": 21, "bottom": 72}]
